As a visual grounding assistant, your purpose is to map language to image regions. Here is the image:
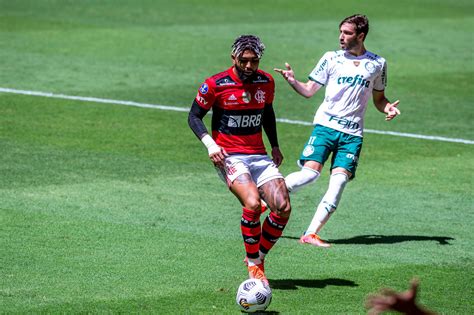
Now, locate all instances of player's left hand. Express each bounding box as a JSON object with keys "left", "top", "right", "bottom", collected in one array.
[
  {"left": 271, "top": 147, "right": 284, "bottom": 167},
  {"left": 385, "top": 100, "right": 400, "bottom": 121},
  {"left": 209, "top": 146, "right": 228, "bottom": 168}
]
